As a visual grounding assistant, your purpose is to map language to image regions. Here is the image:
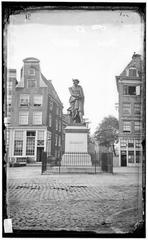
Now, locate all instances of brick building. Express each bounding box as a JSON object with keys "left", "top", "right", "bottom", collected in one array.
[
  {"left": 62, "top": 113, "right": 71, "bottom": 153},
  {"left": 8, "top": 57, "right": 63, "bottom": 164},
  {"left": 116, "top": 53, "right": 143, "bottom": 166}
]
